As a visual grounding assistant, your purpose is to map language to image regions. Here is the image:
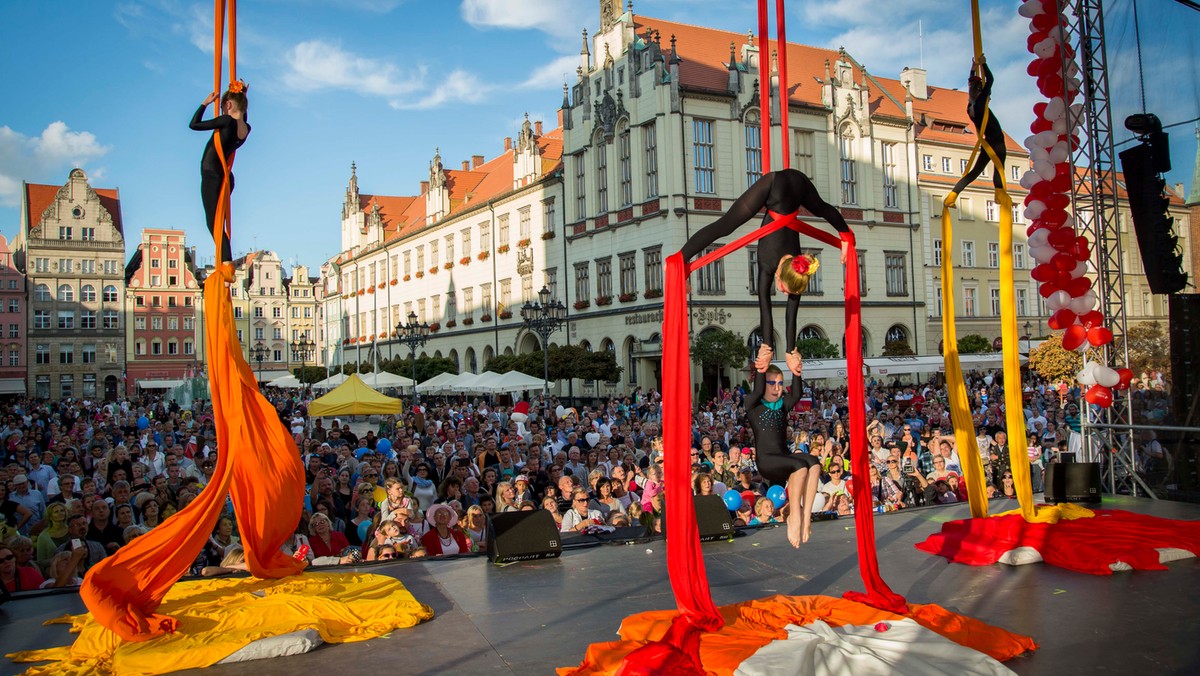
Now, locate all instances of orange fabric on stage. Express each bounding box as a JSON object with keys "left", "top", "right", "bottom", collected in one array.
[
  {"left": 560, "top": 595, "right": 1036, "bottom": 675},
  {"left": 78, "top": 0, "right": 305, "bottom": 641}
]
